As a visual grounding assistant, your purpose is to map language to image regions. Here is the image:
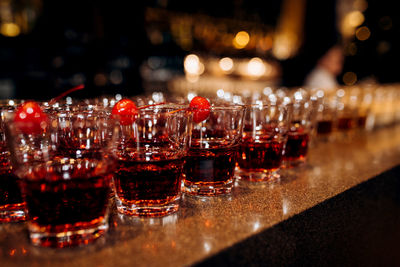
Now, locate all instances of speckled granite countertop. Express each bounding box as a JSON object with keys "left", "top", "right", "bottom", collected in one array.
[{"left": 2, "top": 127, "right": 400, "bottom": 267}]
